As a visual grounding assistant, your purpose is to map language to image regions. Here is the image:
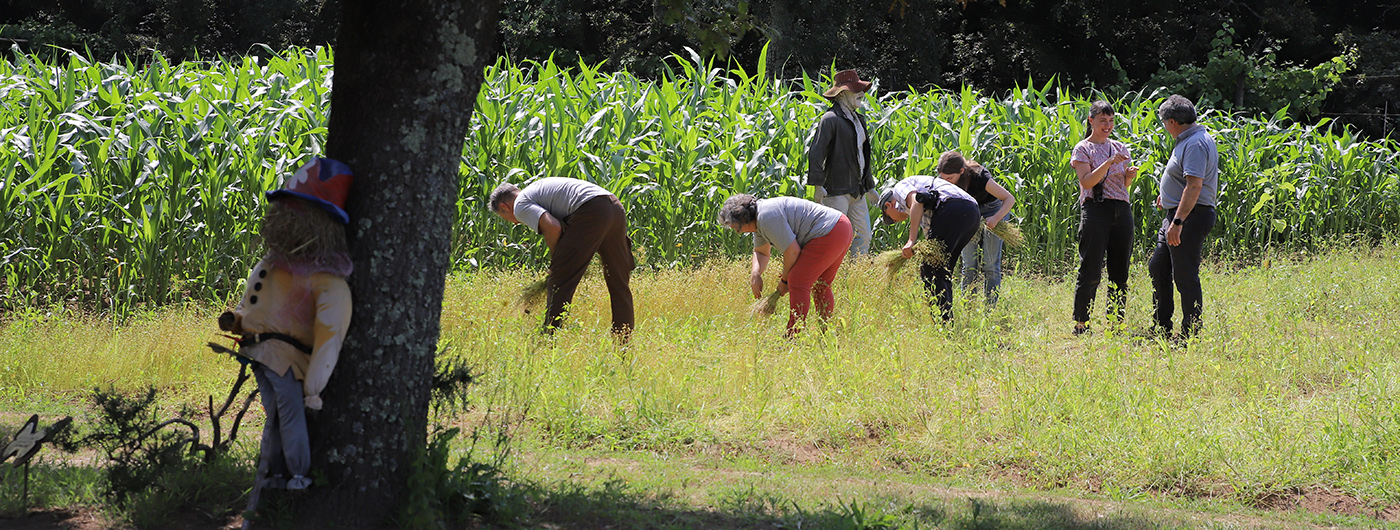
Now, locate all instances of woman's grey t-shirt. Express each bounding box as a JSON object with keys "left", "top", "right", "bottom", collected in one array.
[
  {"left": 1159, "top": 124, "right": 1219, "bottom": 209},
  {"left": 753, "top": 197, "right": 843, "bottom": 250},
  {"left": 513, "top": 177, "right": 612, "bottom": 233}
]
